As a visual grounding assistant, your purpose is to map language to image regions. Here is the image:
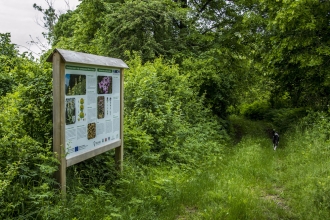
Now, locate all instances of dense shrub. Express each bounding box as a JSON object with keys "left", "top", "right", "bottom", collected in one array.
[
  {"left": 240, "top": 100, "right": 307, "bottom": 132},
  {"left": 0, "top": 90, "right": 58, "bottom": 218},
  {"left": 296, "top": 110, "right": 330, "bottom": 138},
  {"left": 124, "top": 55, "right": 228, "bottom": 165},
  {"left": 240, "top": 100, "right": 270, "bottom": 120},
  {"left": 181, "top": 56, "right": 238, "bottom": 119},
  {"left": 0, "top": 74, "right": 14, "bottom": 96},
  {"left": 0, "top": 36, "right": 57, "bottom": 217},
  {"left": 0, "top": 35, "right": 229, "bottom": 218},
  {"left": 264, "top": 108, "right": 307, "bottom": 132}
]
